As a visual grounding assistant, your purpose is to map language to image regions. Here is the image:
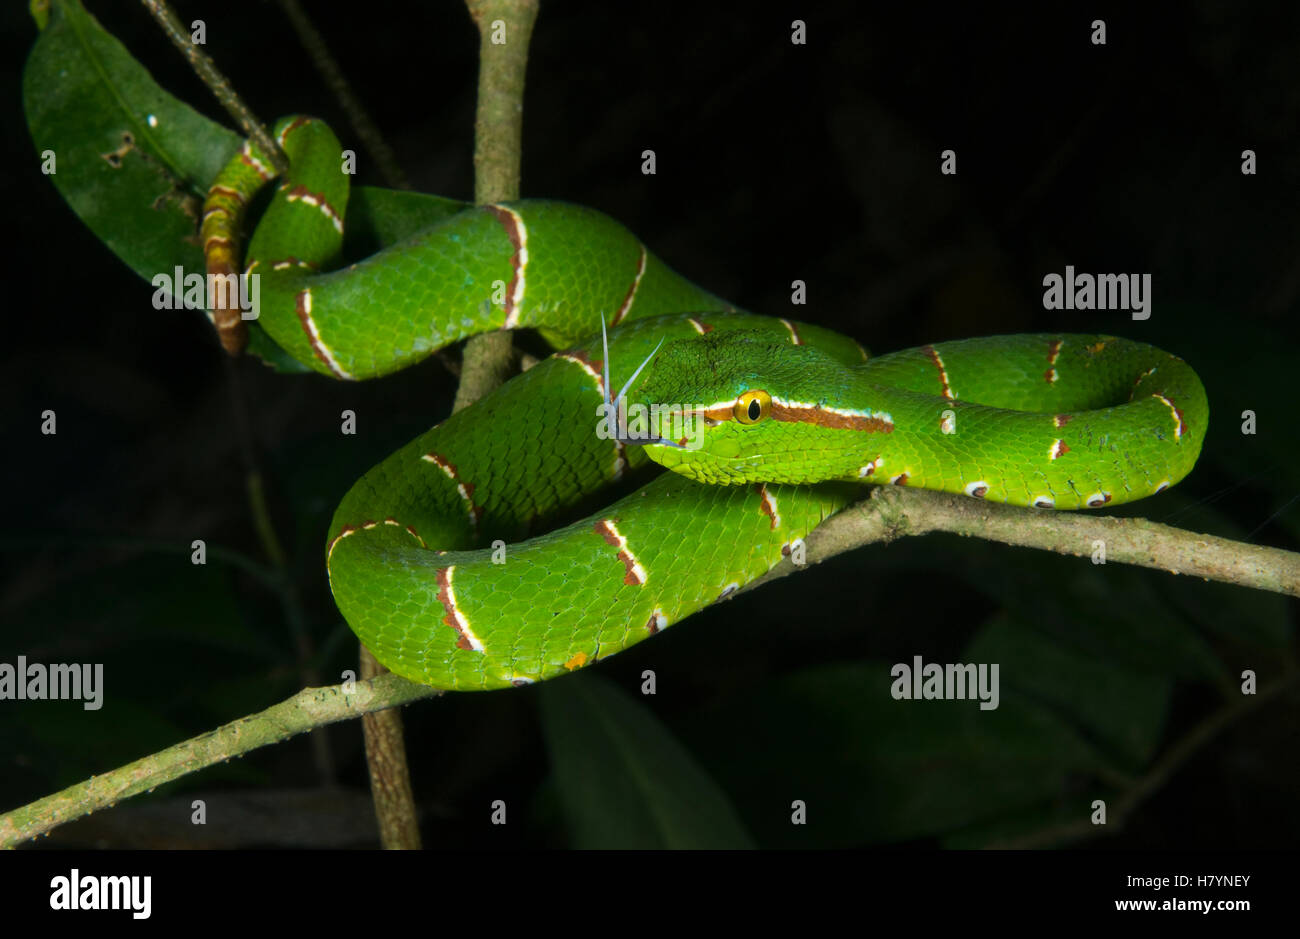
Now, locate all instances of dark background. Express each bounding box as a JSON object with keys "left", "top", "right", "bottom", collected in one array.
[{"left": 2, "top": 0, "right": 1297, "bottom": 849}]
